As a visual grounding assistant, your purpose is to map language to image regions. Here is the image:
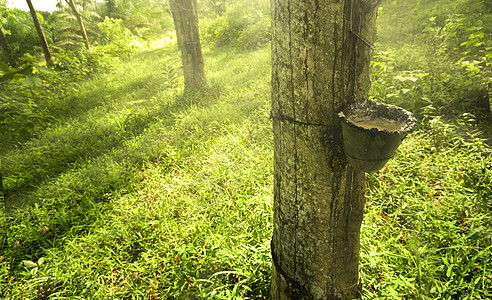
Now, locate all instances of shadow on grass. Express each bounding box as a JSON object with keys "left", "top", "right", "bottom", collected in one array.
[
  {"left": 0, "top": 47, "right": 176, "bottom": 151},
  {"left": 43, "top": 74, "right": 160, "bottom": 121},
  {"left": 1, "top": 89, "right": 223, "bottom": 278},
  {"left": 1, "top": 44, "right": 270, "bottom": 291},
  {"left": 1, "top": 45, "right": 187, "bottom": 207},
  {"left": 3, "top": 88, "right": 210, "bottom": 210}
]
